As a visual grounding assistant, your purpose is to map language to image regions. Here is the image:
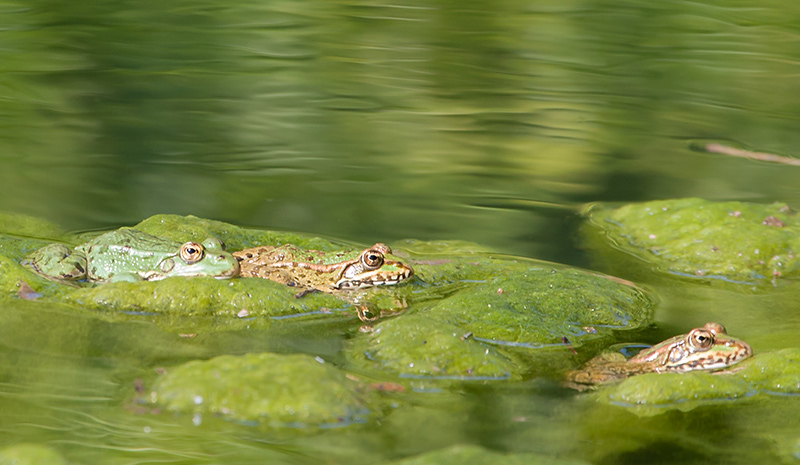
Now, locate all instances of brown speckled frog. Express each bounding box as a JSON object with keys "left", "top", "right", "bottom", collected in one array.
[
  {"left": 233, "top": 242, "right": 414, "bottom": 320},
  {"left": 566, "top": 322, "right": 753, "bottom": 390}
]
